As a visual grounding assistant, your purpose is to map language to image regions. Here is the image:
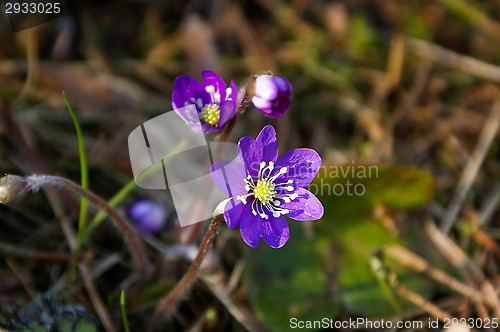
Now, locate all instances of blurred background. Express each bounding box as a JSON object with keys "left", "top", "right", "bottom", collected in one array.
[{"left": 1, "top": 0, "right": 500, "bottom": 331}]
